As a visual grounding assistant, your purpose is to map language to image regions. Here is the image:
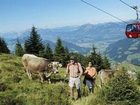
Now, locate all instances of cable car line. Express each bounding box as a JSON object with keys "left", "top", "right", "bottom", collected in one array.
[
  {"left": 120, "top": 0, "right": 140, "bottom": 13},
  {"left": 81, "top": 0, "right": 128, "bottom": 24},
  {"left": 81, "top": 0, "right": 140, "bottom": 38},
  {"left": 119, "top": 0, "right": 139, "bottom": 20}
]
